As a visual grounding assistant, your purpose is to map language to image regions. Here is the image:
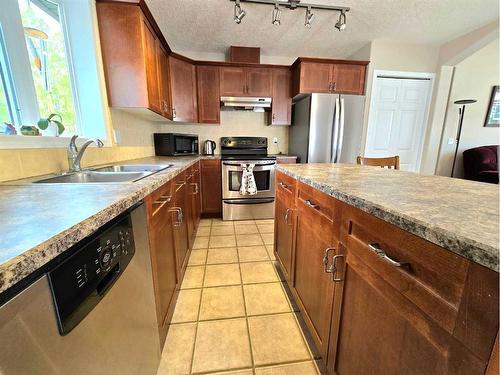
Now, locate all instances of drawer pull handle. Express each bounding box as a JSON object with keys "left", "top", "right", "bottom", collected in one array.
[
  {"left": 279, "top": 182, "right": 289, "bottom": 190},
  {"left": 368, "top": 243, "right": 409, "bottom": 268},
  {"left": 169, "top": 207, "right": 183, "bottom": 226},
  {"left": 305, "top": 199, "right": 319, "bottom": 209},
  {"left": 331, "top": 254, "right": 344, "bottom": 282},
  {"left": 323, "top": 247, "right": 336, "bottom": 273},
  {"left": 152, "top": 195, "right": 172, "bottom": 216},
  {"left": 284, "top": 208, "right": 294, "bottom": 225}
]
